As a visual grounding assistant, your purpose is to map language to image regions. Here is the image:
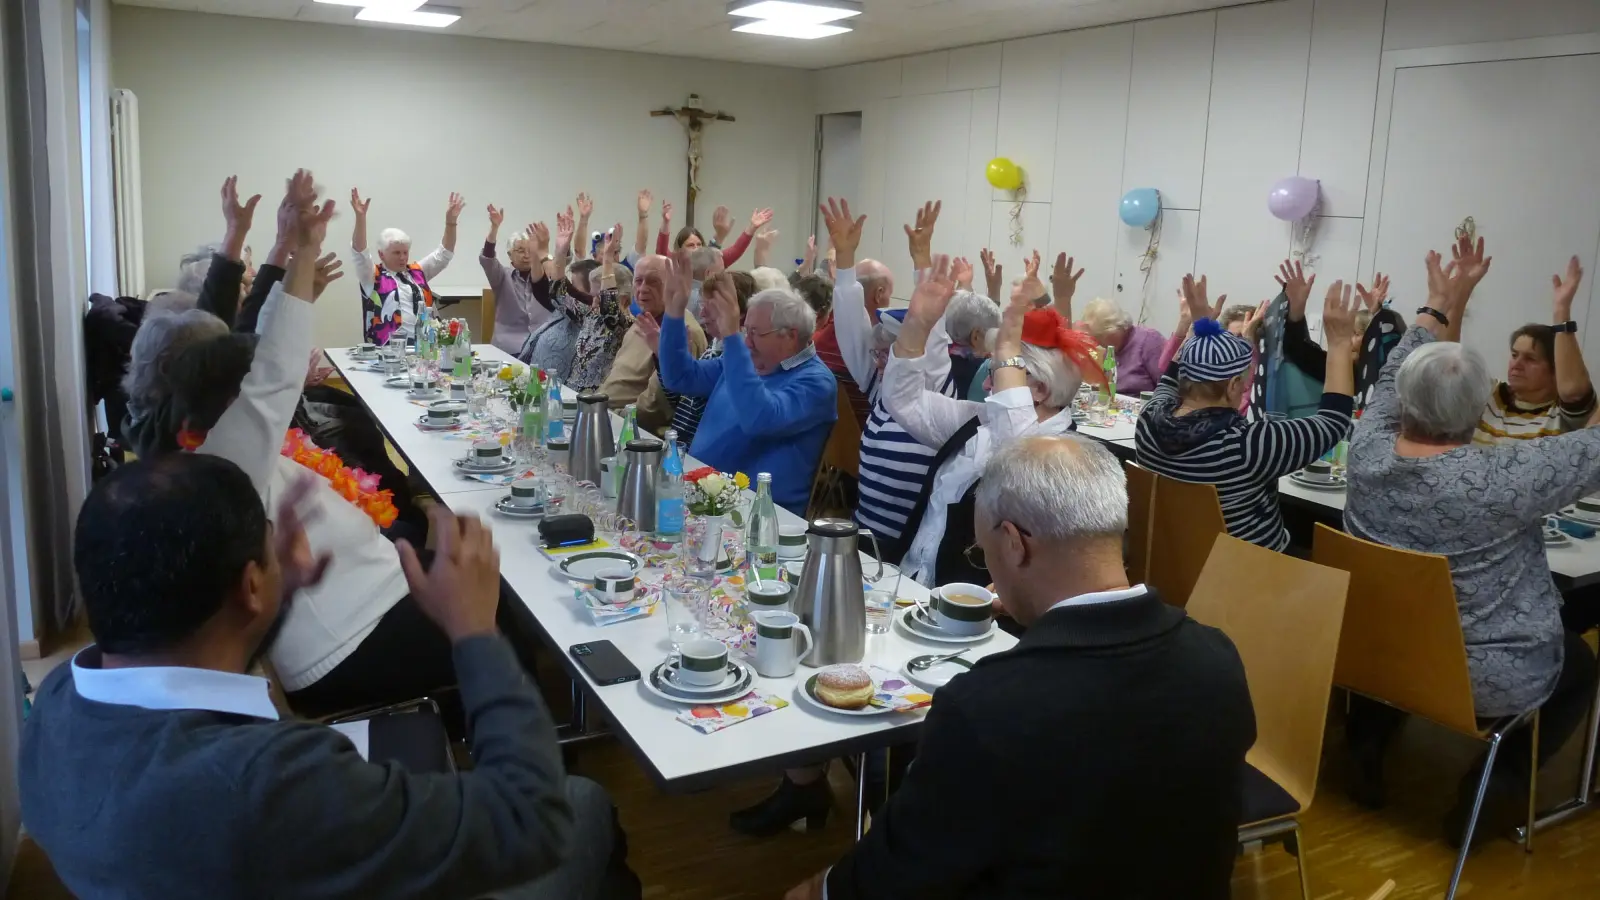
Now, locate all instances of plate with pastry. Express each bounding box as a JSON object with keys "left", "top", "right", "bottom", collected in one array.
[{"left": 795, "top": 664, "right": 893, "bottom": 717}]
